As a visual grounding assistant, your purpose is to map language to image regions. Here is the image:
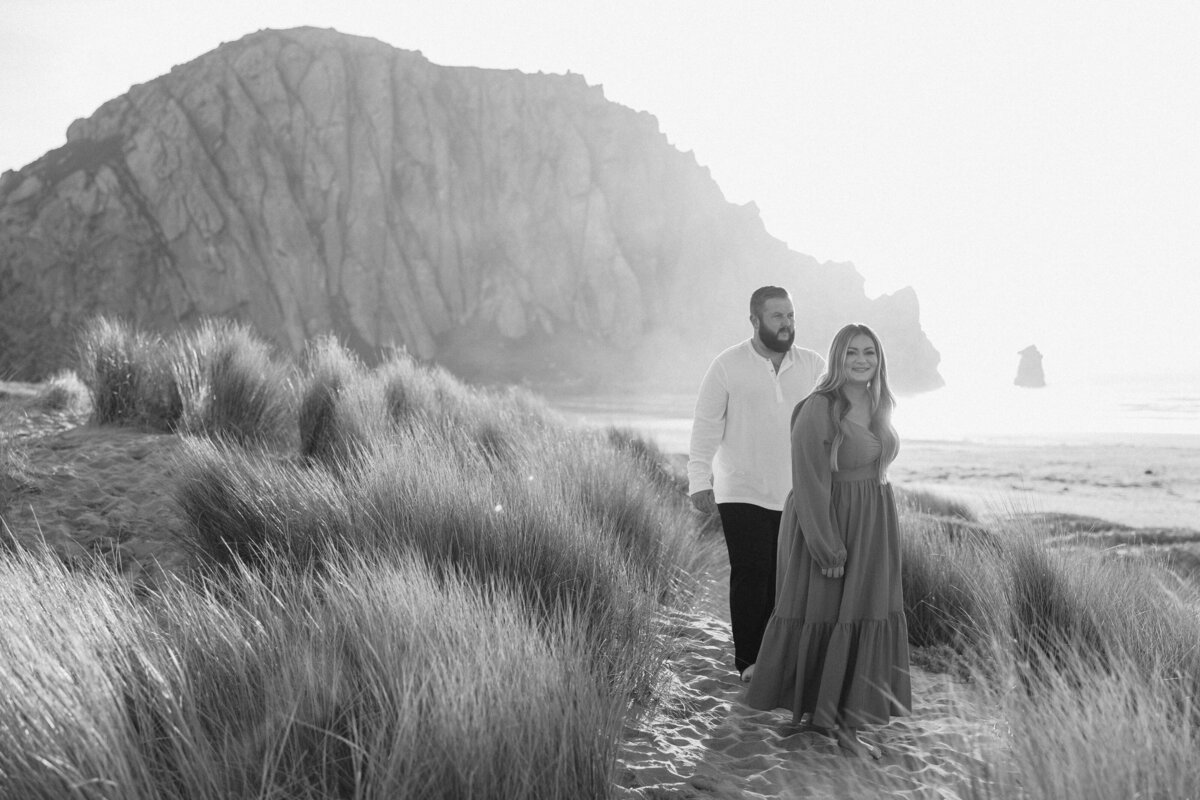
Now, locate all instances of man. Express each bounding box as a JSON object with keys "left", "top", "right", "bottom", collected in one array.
[{"left": 688, "top": 286, "right": 826, "bottom": 682}]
